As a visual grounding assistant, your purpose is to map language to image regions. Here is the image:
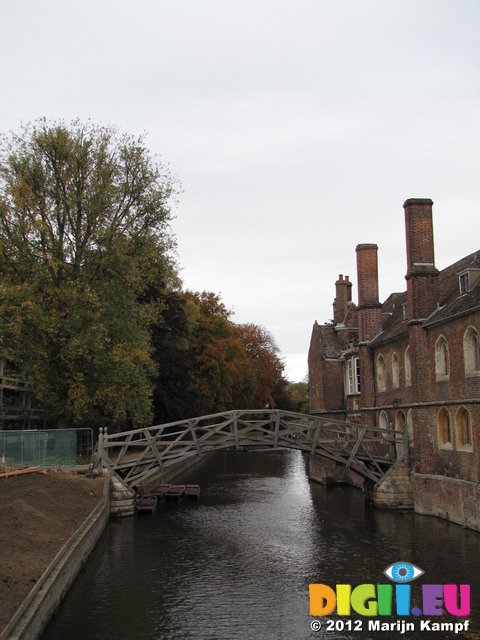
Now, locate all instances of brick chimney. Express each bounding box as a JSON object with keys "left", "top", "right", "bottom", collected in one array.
[
  {"left": 333, "top": 274, "right": 352, "bottom": 324},
  {"left": 356, "top": 244, "right": 382, "bottom": 342},
  {"left": 404, "top": 198, "right": 439, "bottom": 321}
]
